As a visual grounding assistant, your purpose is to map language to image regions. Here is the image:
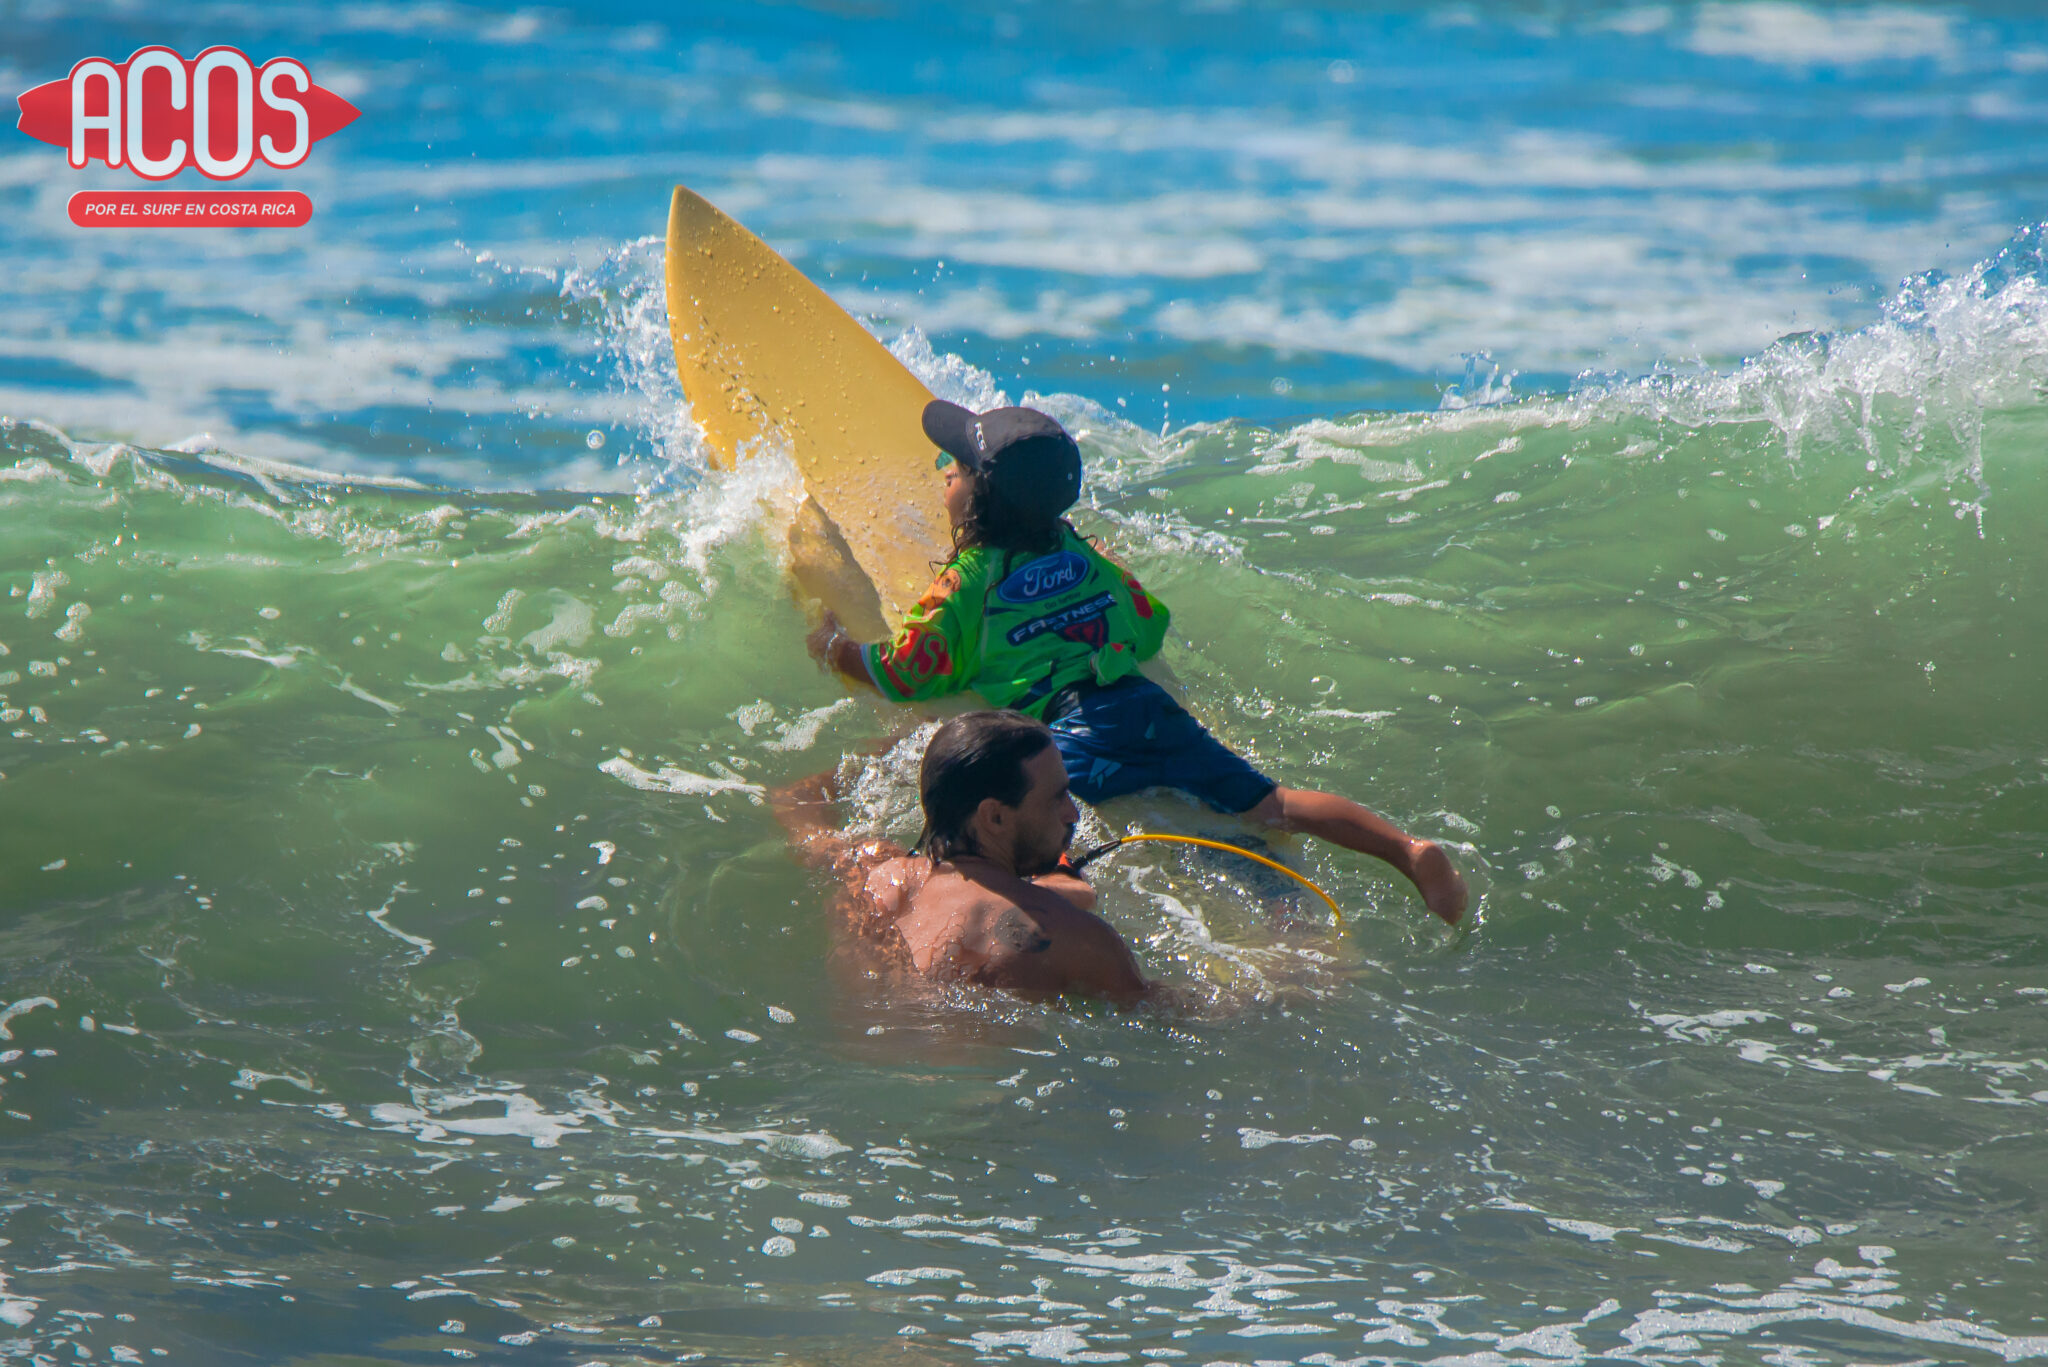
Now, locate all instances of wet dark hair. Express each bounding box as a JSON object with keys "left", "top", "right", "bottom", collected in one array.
[
  {"left": 950, "top": 470, "right": 1069, "bottom": 558},
  {"left": 917, "top": 710, "right": 1055, "bottom": 863}
]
